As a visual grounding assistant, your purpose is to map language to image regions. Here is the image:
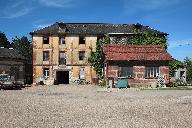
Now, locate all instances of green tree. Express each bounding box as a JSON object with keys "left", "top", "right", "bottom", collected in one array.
[
  {"left": 11, "top": 36, "right": 32, "bottom": 63},
  {"left": 0, "top": 31, "right": 10, "bottom": 48},
  {"left": 184, "top": 57, "right": 192, "bottom": 81},
  {"left": 169, "top": 59, "right": 184, "bottom": 77}
]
